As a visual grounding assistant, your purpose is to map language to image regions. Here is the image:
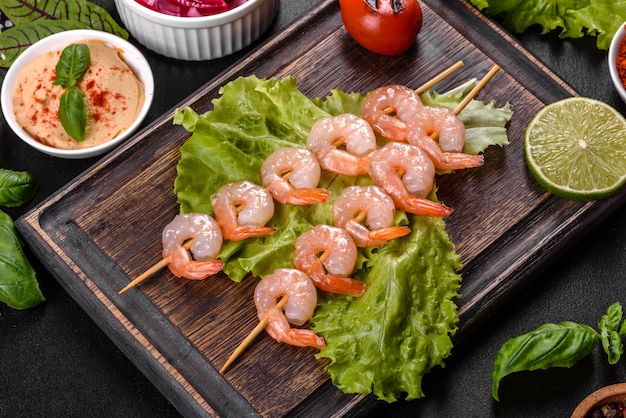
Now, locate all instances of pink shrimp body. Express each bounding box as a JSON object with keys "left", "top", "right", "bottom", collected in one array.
[
  {"left": 212, "top": 180, "right": 276, "bottom": 241},
  {"left": 254, "top": 268, "right": 325, "bottom": 348},
  {"left": 260, "top": 147, "right": 330, "bottom": 205},
  {"left": 361, "top": 85, "right": 423, "bottom": 141},
  {"left": 332, "top": 185, "right": 411, "bottom": 247},
  {"left": 368, "top": 142, "right": 453, "bottom": 217},
  {"left": 406, "top": 106, "right": 484, "bottom": 170},
  {"left": 293, "top": 224, "right": 366, "bottom": 297},
  {"left": 162, "top": 213, "right": 224, "bottom": 280},
  {"left": 306, "top": 114, "right": 377, "bottom": 176}
]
